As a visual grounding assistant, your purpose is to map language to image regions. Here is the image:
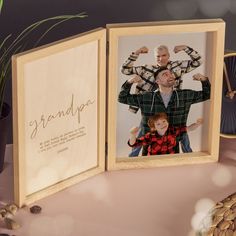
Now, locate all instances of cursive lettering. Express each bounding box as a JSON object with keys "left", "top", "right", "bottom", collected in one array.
[{"left": 29, "top": 94, "right": 95, "bottom": 139}]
